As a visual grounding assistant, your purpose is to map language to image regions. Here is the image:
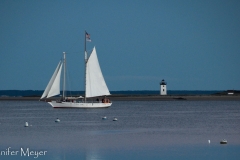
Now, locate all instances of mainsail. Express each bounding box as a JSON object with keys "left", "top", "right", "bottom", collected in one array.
[
  {"left": 41, "top": 61, "right": 63, "bottom": 99},
  {"left": 86, "top": 47, "right": 110, "bottom": 98}
]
